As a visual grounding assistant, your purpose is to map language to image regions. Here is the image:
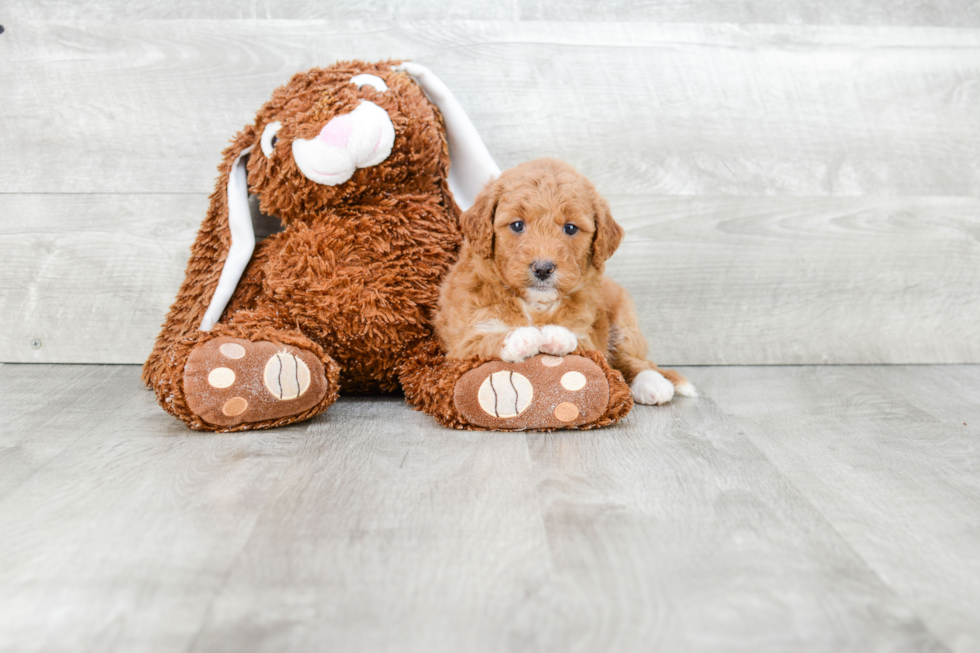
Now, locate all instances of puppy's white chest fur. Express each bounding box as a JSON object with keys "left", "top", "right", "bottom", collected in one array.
[{"left": 522, "top": 288, "right": 560, "bottom": 313}]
